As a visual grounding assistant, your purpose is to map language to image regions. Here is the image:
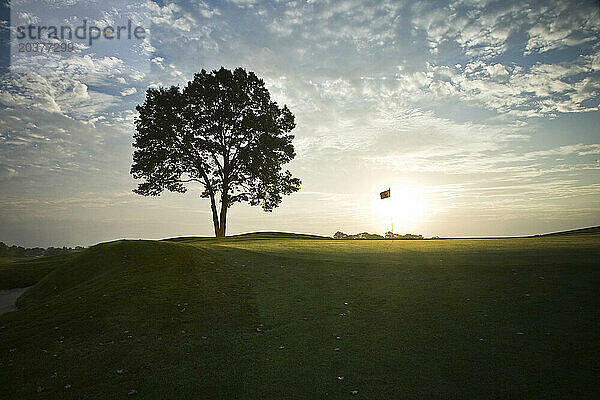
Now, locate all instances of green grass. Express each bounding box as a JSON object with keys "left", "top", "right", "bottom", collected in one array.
[
  {"left": 534, "top": 225, "right": 600, "bottom": 237},
  {"left": 0, "top": 255, "right": 76, "bottom": 290},
  {"left": 1, "top": 232, "right": 599, "bottom": 399}
]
